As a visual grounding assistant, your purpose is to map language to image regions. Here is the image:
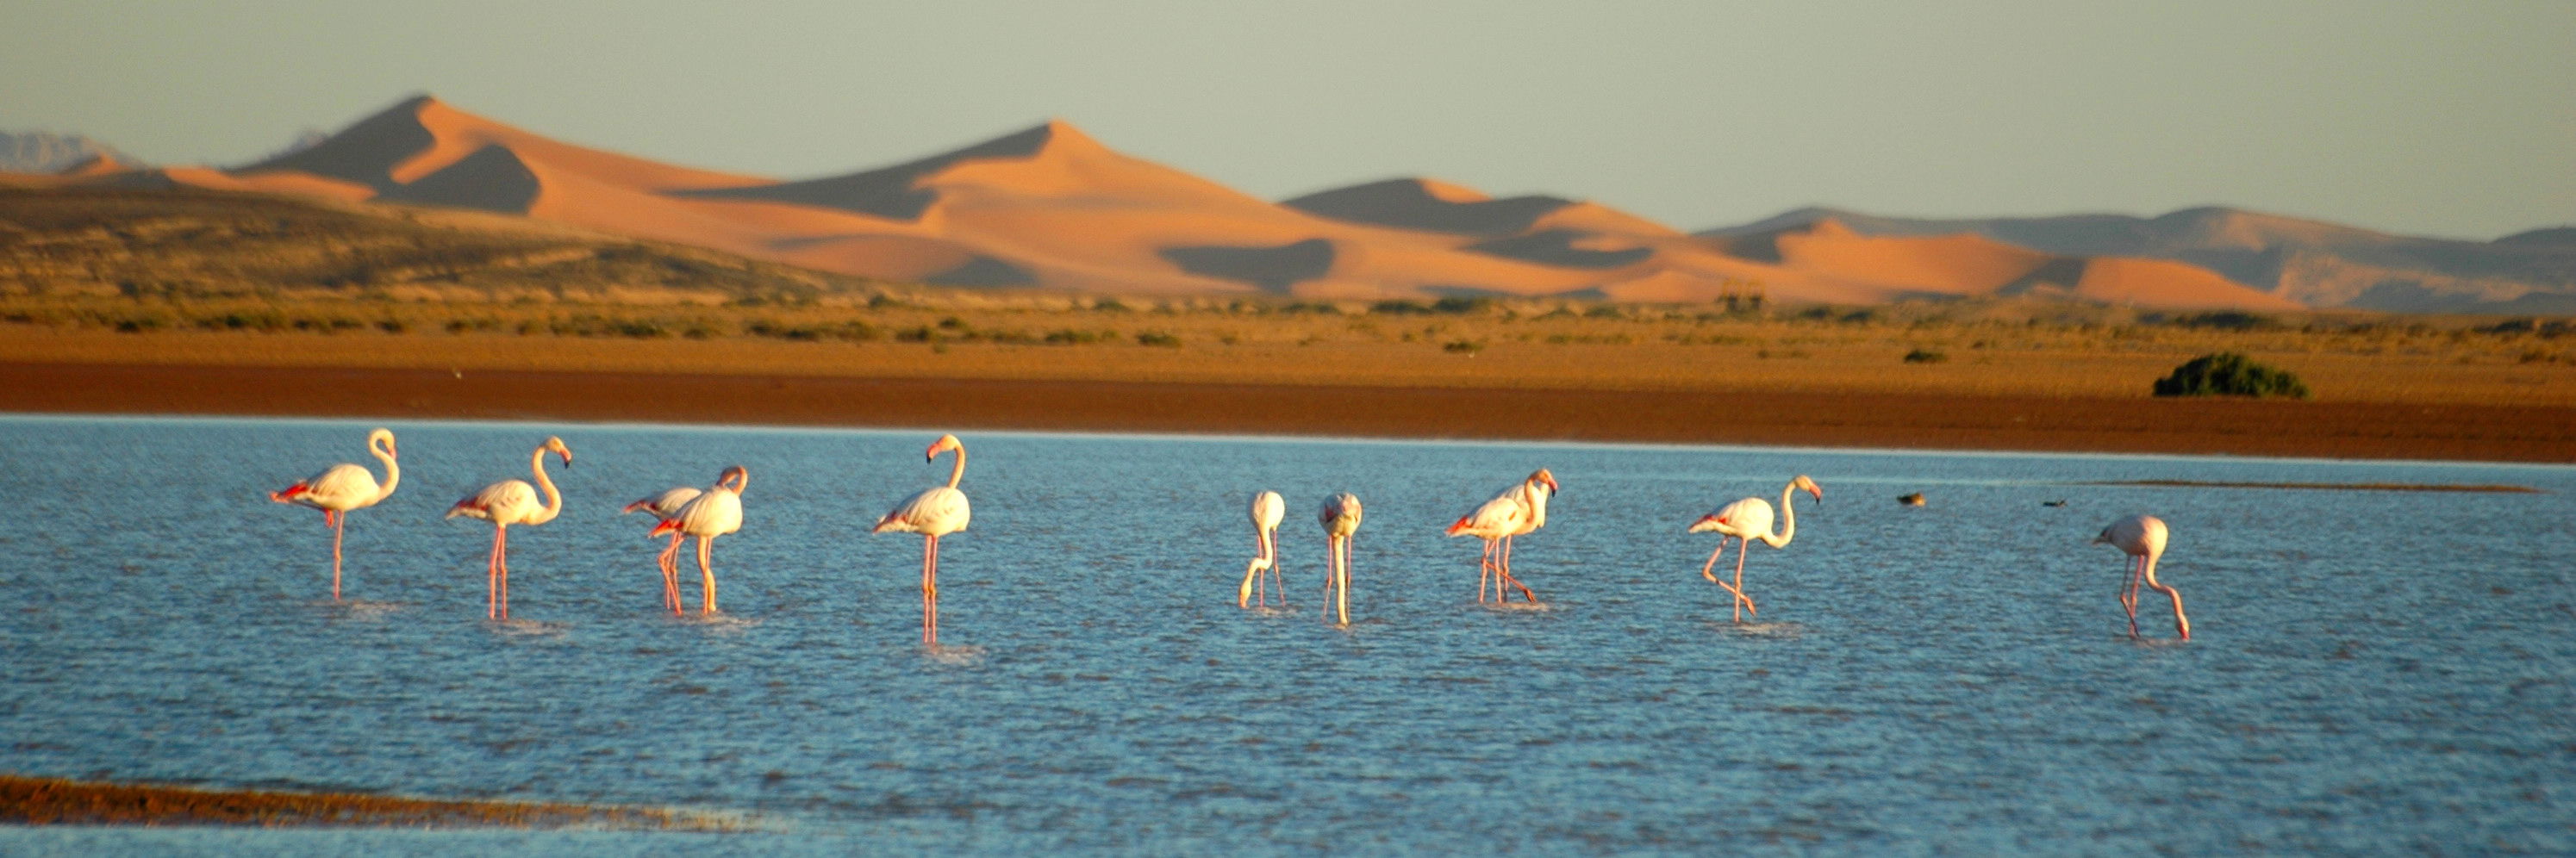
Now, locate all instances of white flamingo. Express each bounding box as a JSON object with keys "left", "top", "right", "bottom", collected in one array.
[
  {"left": 1445, "top": 469, "right": 1558, "bottom": 602},
  {"left": 1689, "top": 475, "right": 1823, "bottom": 622},
  {"left": 1239, "top": 490, "right": 1286, "bottom": 608},
  {"left": 654, "top": 466, "right": 747, "bottom": 615},
  {"left": 268, "top": 427, "right": 399, "bottom": 600},
  {"left": 623, "top": 485, "right": 702, "bottom": 613},
  {"left": 446, "top": 436, "right": 572, "bottom": 620},
  {"left": 2096, "top": 514, "right": 2190, "bottom": 640},
  {"left": 1319, "top": 493, "right": 1363, "bottom": 626},
  {"left": 874, "top": 434, "right": 970, "bottom": 646}
]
